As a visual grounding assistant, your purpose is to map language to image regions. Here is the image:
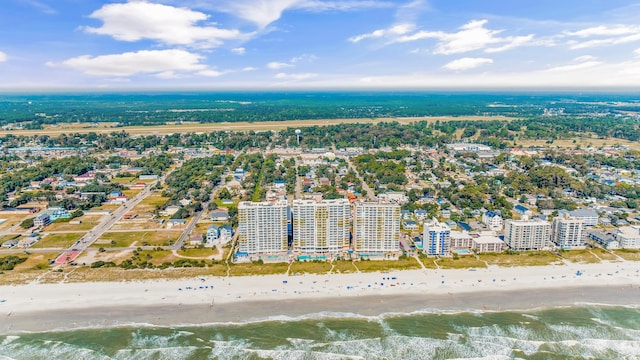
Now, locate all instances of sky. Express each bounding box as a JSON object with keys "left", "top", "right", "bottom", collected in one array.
[{"left": 1, "top": 0, "right": 640, "bottom": 90}]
